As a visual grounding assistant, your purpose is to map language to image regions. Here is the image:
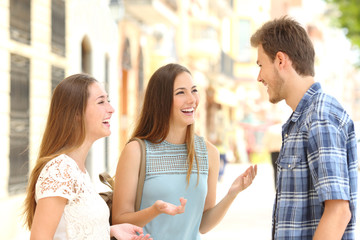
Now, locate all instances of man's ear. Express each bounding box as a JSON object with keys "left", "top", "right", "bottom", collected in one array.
[{"left": 275, "top": 51, "right": 289, "bottom": 70}]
